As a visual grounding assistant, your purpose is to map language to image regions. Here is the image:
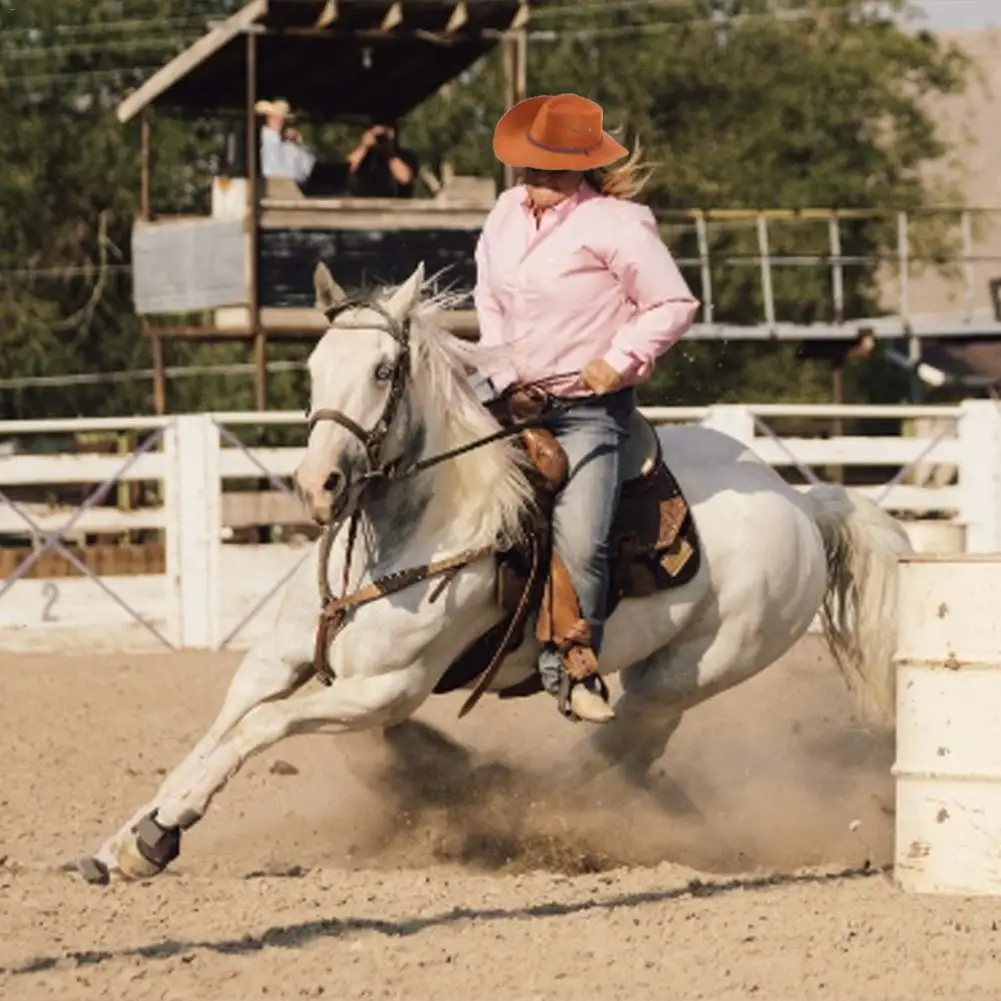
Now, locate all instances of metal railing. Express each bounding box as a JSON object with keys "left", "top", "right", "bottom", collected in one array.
[{"left": 659, "top": 206, "right": 1001, "bottom": 337}]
